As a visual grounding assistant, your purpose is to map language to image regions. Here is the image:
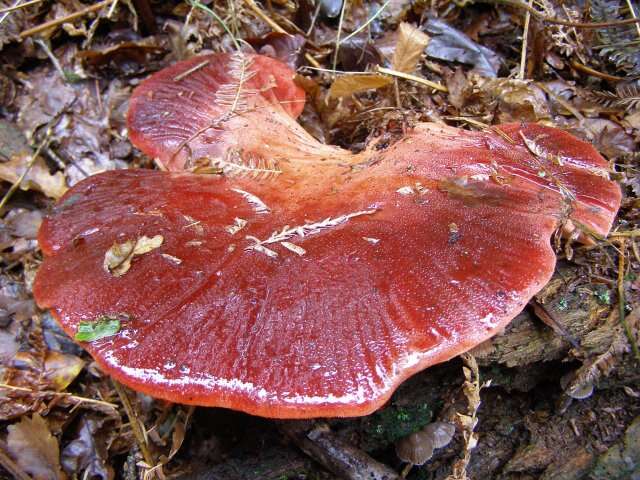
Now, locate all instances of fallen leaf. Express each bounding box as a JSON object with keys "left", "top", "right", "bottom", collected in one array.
[
  {"left": 425, "top": 18, "right": 502, "bottom": 77},
  {"left": 0, "top": 153, "right": 67, "bottom": 199},
  {"left": 7, "top": 413, "right": 66, "bottom": 480},
  {"left": 248, "top": 32, "right": 306, "bottom": 70},
  {"left": 12, "top": 350, "right": 85, "bottom": 391},
  {"left": 328, "top": 74, "right": 393, "bottom": 98},
  {"left": 5, "top": 209, "right": 43, "bottom": 239},
  {"left": 0, "top": 119, "right": 30, "bottom": 160},
  {"left": 75, "top": 315, "right": 124, "bottom": 342},
  {"left": 61, "top": 415, "right": 115, "bottom": 480},
  {"left": 103, "top": 235, "right": 164, "bottom": 276},
  {"left": 392, "top": 22, "right": 430, "bottom": 73},
  {"left": 43, "top": 351, "right": 85, "bottom": 391}
]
